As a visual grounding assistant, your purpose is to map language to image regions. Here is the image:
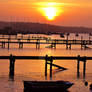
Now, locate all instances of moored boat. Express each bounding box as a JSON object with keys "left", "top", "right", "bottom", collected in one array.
[
  {"left": 60, "top": 33, "right": 65, "bottom": 38},
  {"left": 23, "top": 80, "right": 74, "bottom": 92}
]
